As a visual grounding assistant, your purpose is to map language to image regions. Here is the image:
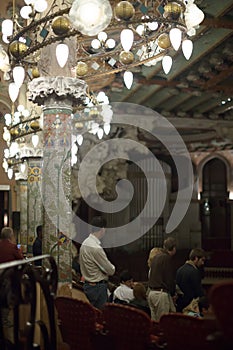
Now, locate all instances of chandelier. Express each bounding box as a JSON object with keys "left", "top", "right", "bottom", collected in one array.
[
  {"left": 0, "top": 0, "right": 205, "bottom": 97},
  {"left": 1, "top": 0, "right": 205, "bottom": 179},
  {"left": 2, "top": 89, "right": 112, "bottom": 179}
]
